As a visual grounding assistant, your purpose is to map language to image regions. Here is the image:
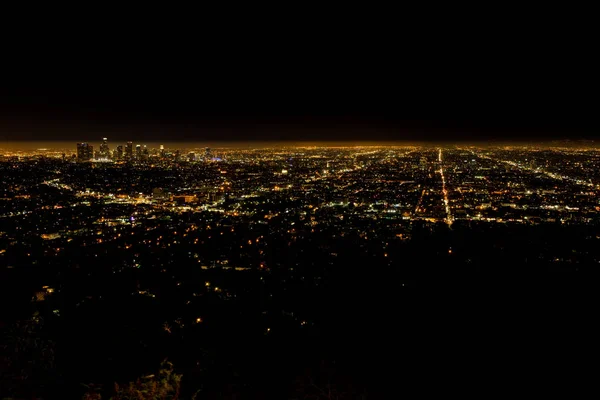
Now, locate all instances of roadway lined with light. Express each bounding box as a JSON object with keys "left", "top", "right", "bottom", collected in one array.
[{"left": 438, "top": 149, "right": 453, "bottom": 226}]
